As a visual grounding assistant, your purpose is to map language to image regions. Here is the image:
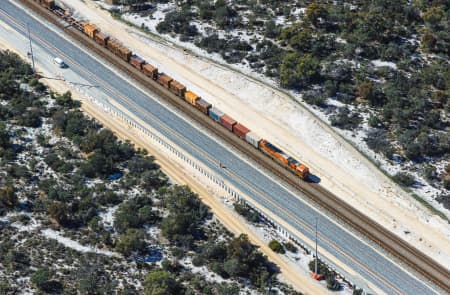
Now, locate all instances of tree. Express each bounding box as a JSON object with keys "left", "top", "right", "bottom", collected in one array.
[
  {"left": 356, "top": 81, "right": 385, "bottom": 106},
  {"left": 280, "top": 53, "right": 321, "bottom": 89},
  {"left": 223, "top": 258, "right": 240, "bottom": 277},
  {"left": 55, "top": 91, "right": 80, "bottom": 108},
  {"left": 422, "top": 6, "right": 445, "bottom": 28},
  {"left": 48, "top": 201, "right": 70, "bottom": 226},
  {"left": 264, "top": 20, "right": 279, "bottom": 39},
  {"left": 421, "top": 31, "right": 437, "bottom": 51},
  {"left": 283, "top": 242, "right": 297, "bottom": 253},
  {"left": 305, "top": 3, "right": 328, "bottom": 27},
  {"left": 0, "top": 123, "right": 10, "bottom": 149},
  {"left": 114, "top": 196, "right": 157, "bottom": 233},
  {"left": 144, "top": 271, "right": 182, "bottom": 295},
  {"left": 295, "top": 54, "right": 321, "bottom": 86},
  {"left": 0, "top": 185, "right": 17, "bottom": 210}
]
